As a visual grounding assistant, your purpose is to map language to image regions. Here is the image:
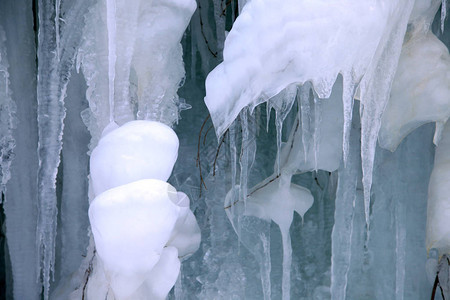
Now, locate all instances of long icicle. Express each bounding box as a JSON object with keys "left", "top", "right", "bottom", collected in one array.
[{"left": 106, "top": 0, "right": 117, "bottom": 123}]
